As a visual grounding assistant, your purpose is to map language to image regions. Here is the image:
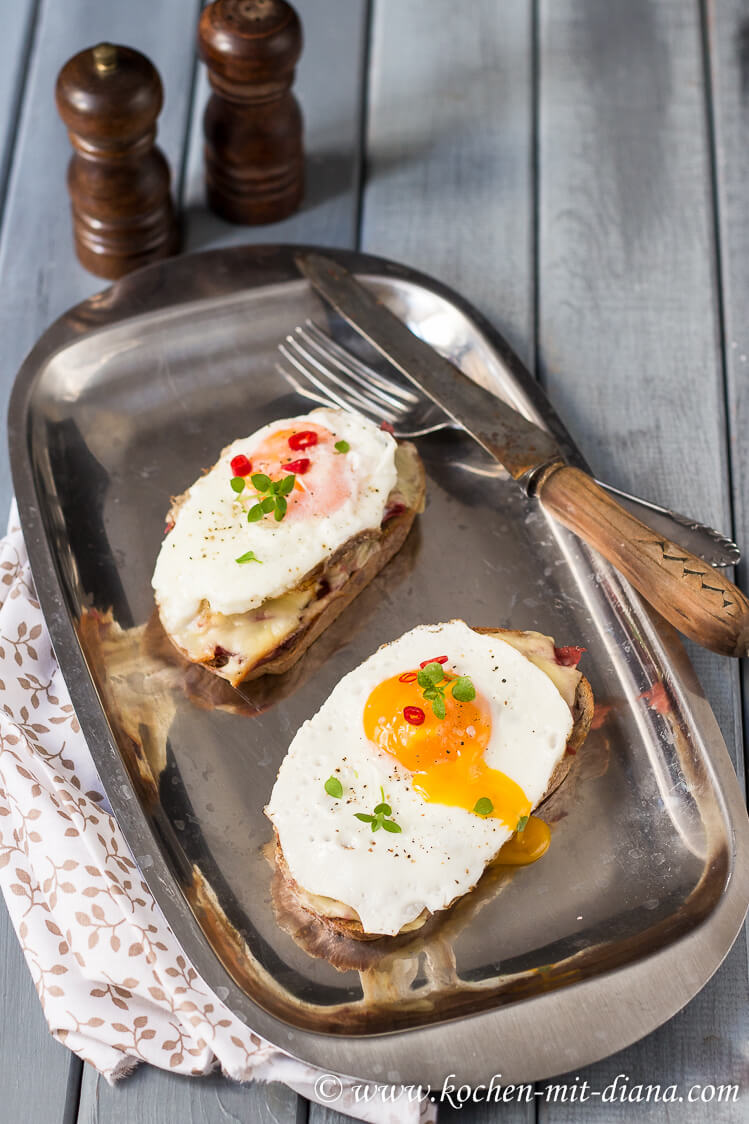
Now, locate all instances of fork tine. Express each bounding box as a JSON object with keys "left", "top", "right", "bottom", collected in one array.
[
  {"left": 277, "top": 344, "right": 365, "bottom": 417},
  {"left": 277, "top": 342, "right": 399, "bottom": 425},
  {"left": 274, "top": 356, "right": 334, "bottom": 409},
  {"left": 300, "top": 321, "right": 420, "bottom": 406},
  {"left": 296, "top": 323, "right": 413, "bottom": 415},
  {"left": 281, "top": 334, "right": 401, "bottom": 422},
  {"left": 294, "top": 325, "right": 409, "bottom": 414},
  {"left": 277, "top": 321, "right": 453, "bottom": 439}
]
